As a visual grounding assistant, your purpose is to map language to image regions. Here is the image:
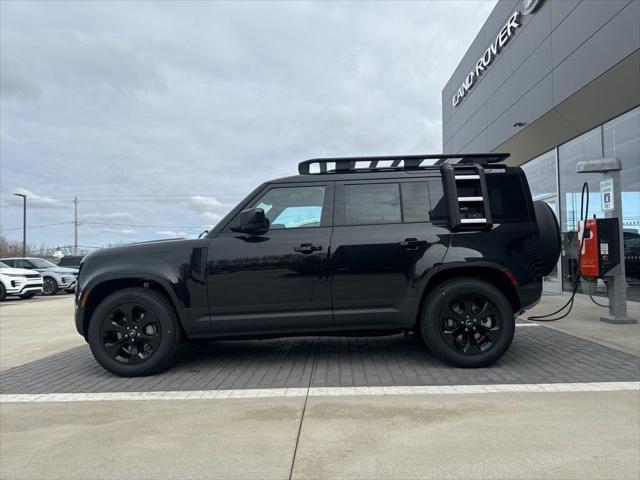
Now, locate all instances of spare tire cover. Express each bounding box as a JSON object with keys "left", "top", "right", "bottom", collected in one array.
[{"left": 533, "top": 200, "right": 561, "bottom": 277}]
